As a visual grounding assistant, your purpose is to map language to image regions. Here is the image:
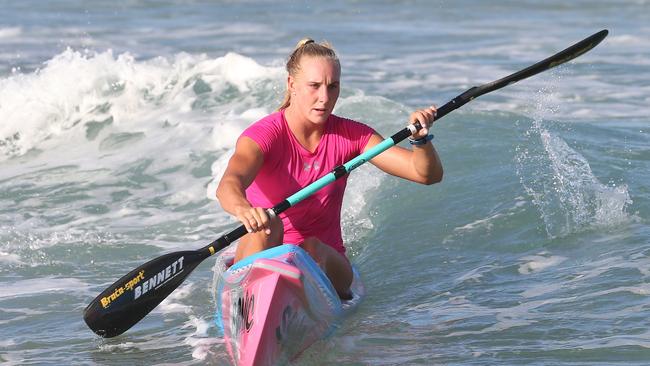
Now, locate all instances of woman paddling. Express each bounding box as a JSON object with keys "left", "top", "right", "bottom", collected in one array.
[{"left": 216, "top": 38, "right": 443, "bottom": 298}]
